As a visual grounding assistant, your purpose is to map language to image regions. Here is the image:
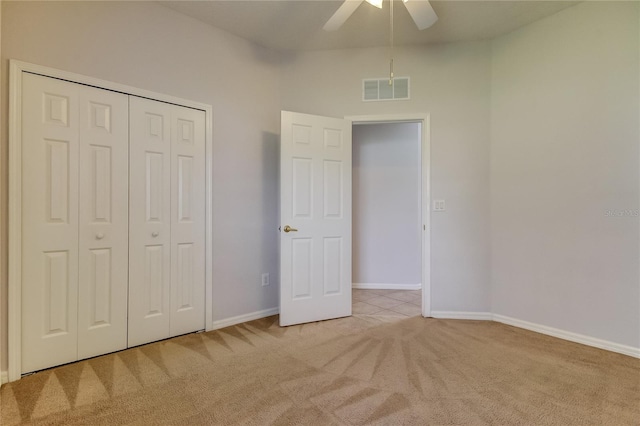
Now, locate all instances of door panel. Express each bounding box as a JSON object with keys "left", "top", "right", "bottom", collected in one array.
[
  {"left": 45, "top": 139, "right": 71, "bottom": 222},
  {"left": 292, "top": 158, "right": 313, "bottom": 218},
  {"left": 78, "top": 87, "right": 129, "bottom": 359},
  {"left": 170, "top": 106, "right": 205, "bottom": 337},
  {"left": 323, "top": 160, "right": 343, "bottom": 217},
  {"left": 43, "top": 251, "right": 71, "bottom": 334},
  {"left": 291, "top": 238, "right": 313, "bottom": 299},
  {"left": 145, "top": 245, "right": 165, "bottom": 314},
  {"left": 280, "top": 111, "right": 352, "bottom": 326},
  {"left": 128, "top": 97, "right": 172, "bottom": 347},
  {"left": 21, "top": 73, "right": 80, "bottom": 373},
  {"left": 323, "top": 237, "right": 343, "bottom": 295}
]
